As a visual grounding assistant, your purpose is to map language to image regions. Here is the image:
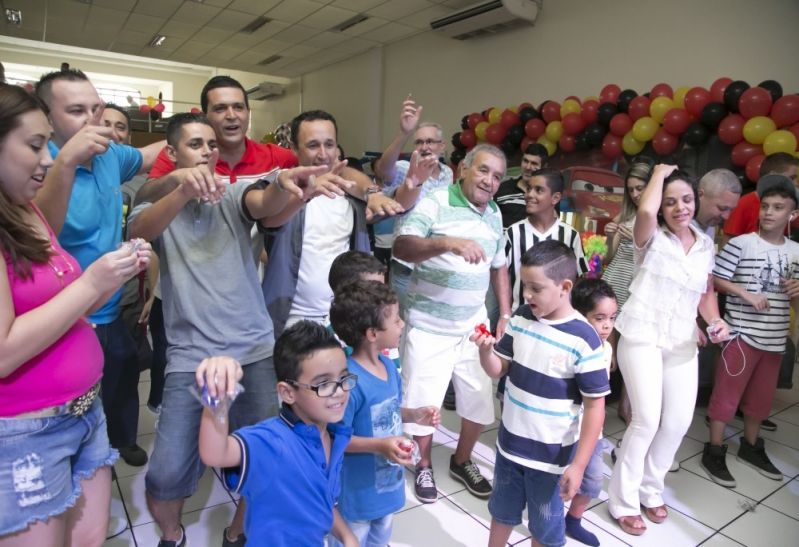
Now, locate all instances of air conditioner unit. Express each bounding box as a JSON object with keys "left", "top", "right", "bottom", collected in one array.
[
  {"left": 430, "top": 0, "right": 540, "bottom": 40},
  {"left": 246, "top": 81, "right": 285, "bottom": 101}
]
